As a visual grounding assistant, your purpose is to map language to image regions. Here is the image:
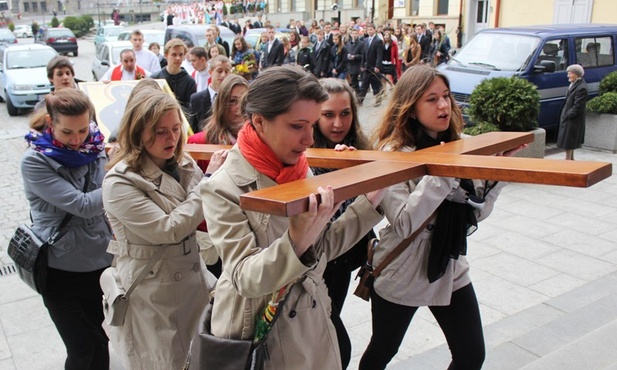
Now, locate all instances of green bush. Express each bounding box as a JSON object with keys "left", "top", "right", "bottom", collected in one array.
[
  {"left": 8, "top": 21, "right": 15, "bottom": 32},
  {"left": 51, "top": 16, "right": 59, "bottom": 28},
  {"left": 598, "top": 70, "right": 617, "bottom": 95},
  {"left": 587, "top": 92, "right": 617, "bottom": 114},
  {"left": 463, "top": 121, "right": 500, "bottom": 136},
  {"left": 467, "top": 76, "right": 540, "bottom": 132},
  {"left": 82, "top": 15, "right": 94, "bottom": 30},
  {"left": 62, "top": 16, "right": 89, "bottom": 37}
]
